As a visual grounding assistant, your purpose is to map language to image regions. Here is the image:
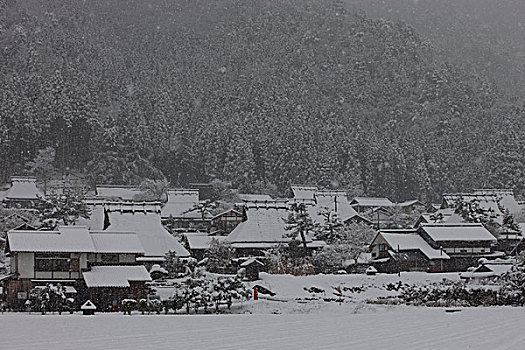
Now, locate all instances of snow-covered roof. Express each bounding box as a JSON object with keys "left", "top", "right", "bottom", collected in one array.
[
  {"left": 96, "top": 185, "right": 143, "bottom": 201},
  {"left": 7, "top": 226, "right": 95, "bottom": 253},
  {"left": 5, "top": 177, "right": 43, "bottom": 200},
  {"left": 350, "top": 197, "right": 394, "bottom": 207},
  {"left": 443, "top": 190, "right": 522, "bottom": 221},
  {"left": 161, "top": 202, "right": 202, "bottom": 220},
  {"left": 306, "top": 193, "right": 371, "bottom": 224},
  {"left": 398, "top": 199, "right": 424, "bottom": 207},
  {"left": 378, "top": 230, "right": 450, "bottom": 260},
  {"left": 7, "top": 226, "right": 148, "bottom": 255},
  {"left": 240, "top": 258, "right": 264, "bottom": 267},
  {"left": 238, "top": 194, "right": 274, "bottom": 202},
  {"left": 291, "top": 186, "right": 318, "bottom": 201},
  {"left": 225, "top": 208, "right": 291, "bottom": 244},
  {"left": 75, "top": 204, "right": 105, "bottom": 230},
  {"left": 81, "top": 300, "right": 97, "bottom": 310},
  {"left": 420, "top": 223, "right": 497, "bottom": 242},
  {"left": 90, "top": 231, "right": 145, "bottom": 254},
  {"left": 166, "top": 189, "right": 200, "bottom": 203},
  {"left": 161, "top": 190, "right": 203, "bottom": 219},
  {"left": 185, "top": 233, "right": 227, "bottom": 250},
  {"left": 211, "top": 209, "right": 243, "bottom": 221},
  {"left": 105, "top": 211, "right": 189, "bottom": 257},
  {"left": 82, "top": 265, "right": 151, "bottom": 288}
]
